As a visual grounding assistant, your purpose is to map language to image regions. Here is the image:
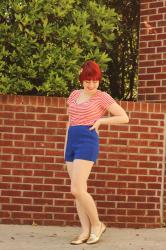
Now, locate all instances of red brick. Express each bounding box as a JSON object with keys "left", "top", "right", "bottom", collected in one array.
[
  {"left": 25, "top": 135, "right": 45, "bottom": 141},
  {"left": 117, "top": 203, "right": 136, "bottom": 209},
  {"left": 0, "top": 211, "right": 10, "bottom": 217},
  {"left": 157, "top": 33, "right": 166, "bottom": 40},
  {"left": 140, "top": 34, "right": 156, "bottom": 42},
  {"left": 127, "top": 209, "right": 145, "bottom": 216},
  {"left": 0, "top": 154, "right": 12, "bottom": 161},
  {"left": 0, "top": 140, "right": 13, "bottom": 146},
  {"left": 148, "top": 41, "right": 162, "bottom": 47},
  {"left": 138, "top": 176, "right": 157, "bottom": 182},
  {"left": 12, "top": 169, "right": 33, "bottom": 176},
  {"left": 12, "top": 212, "right": 31, "bottom": 218},
  {"left": 157, "top": 47, "right": 166, "bottom": 53},
  {"left": 23, "top": 191, "right": 43, "bottom": 198},
  {"left": 15, "top": 113, "right": 35, "bottom": 120},
  {"left": 149, "top": 141, "right": 163, "bottom": 147},
  {"left": 149, "top": 14, "right": 164, "bottom": 21},
  {"left": 0, "top": 112, "right": 14, "bottom": 118},
  {"left": 158, "top": 7, "right": 166, "bottom": 13},
  {"left": 33, "top": 185, "right": 53, "bottom": 191},
  {"left": 23, "top": 177, "right": 43, "bottom": 184},
  {"left": 147, "top": 67, "right": 161, "bottom": 73},
  {"left": 140, "top": 3, "right": 148, "bottom": 10},
  {"left": 25, "top": 120, "right": 46, "bottom": 127},
  {"left": 128, "top": 169, "right": 147, "bottom": 175},
  {"left": 33, "top": 170, "right": 53, "bottom": 177},
  {"left": 15, "top": 127, "right": 34, "bottom": 134},
  {"left": 118, "top": 175, "right": 137, "bottom": 182},
  {"left": 150, "top": 113, "right": 164, "bottom": 119},
  {"left": 140, "top": 119, "right": 158, "bottom": 126},
  {"left": 128, "top": 183, "right": 146, "bottom": 189},
  {"left": 137, "top": 217, "right": 155, "bottom": 223},
  {"left": 0, "top": 197, "right": 10, "bottom": 203},
  {"left": 24, "top": 148, "right": 44, "bottom": 155},
  {"left": 0, "top": 127, "right": 13, "bottom": 133},
  {"left": 0, "top": 183, "right": 10, "bottom": 189},
  {"left": 139, "top": 74, "right": 154, "bottom": 80},
  {"left": 34, "top": 199, "right": 53, "bottom": 205},
  {"left": 117, "top": 189, "right": 136, "bottom": 195},
  {"left": 45, "top": 206, "right": 65, "bottom": 213},
  {"left": 23, "top": 206, "right": 42, "bottom": 212},
  {"left": 147, "top": 210, "right": 159, "bottom": 216},
  {"left": 3, "top": 147, "right": 23, "bottom": 154},
  {"left": 12, "top": 198, "right": 32, "bottom": 204},
  {"left": 26, "top": 106, "right": 46, "bottom": 113},
  {"left": 140, "top": 9, "right": 157, "bottom": 16},
  {"left": 149, "top": 2, "right": 164, "bottom": 8},
  {"left": 156, "top": 60, "right": 166, "bottom": 66},
  {"left": 148, "top": 54, "right": 162, "bottom": 60},
  {"left": 33, "top": 213, "right": 53, "bottom": 219},
  {"left": 23, "top": 163, "right": 44, "bottom": 170},
  {"left": 2, "top": 205, "right": 22, "bottom": 211},
  {"left": 156, "top": 87, "right": 166, "bottom": 93},
  {"left": 139, "top": 148, "right": 157, "bottom": 154},
  {"left": 4, "top": 105, "right": 25, "bottom": 112},
  {"left": 139, "top": 162, "right": 157, "bottom": 168},
  {"left": 140, "top": 133, "right": 159, "bottom": 141},
  {"left": 128, "top": 196, "right": 146, "bottom": 202},
  {"left": 0, "top": 169, "right": 11, "bottom": 175},
  {"left": 3, "top": 134, "right": 23, "bottom": 140},
  {"left": 12, "top": 184, "right": 32, "bottom": 190},
  {"left": 148, "top": 183, "right": 161, "bottom": 189},
  {"left": 129, "top": 155, "right": 148, "bottom": 161},
  {"left": 35, "top": 142, "right": 55, "bottom": 148}
]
